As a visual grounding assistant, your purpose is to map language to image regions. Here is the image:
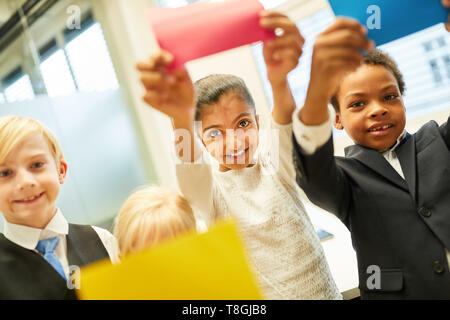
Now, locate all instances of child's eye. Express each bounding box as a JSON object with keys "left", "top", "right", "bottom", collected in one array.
[
  {"left": 31, "top": 162, "right": 44, "bottom": 169},
  {"left": 384, "top": 94, "right": 398, "bottom": 101},
  {"left": 0, "top": 169, "right": 12, "bottom": 178},
  {"left": 208, "top": 130, "right": 222, "bottom": 139},
  {"left": 238, "top": 120, "right": 250, "bottom": 128},
  {"left": 349, "top": 102, "right": 364, "bottom": 108}
]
